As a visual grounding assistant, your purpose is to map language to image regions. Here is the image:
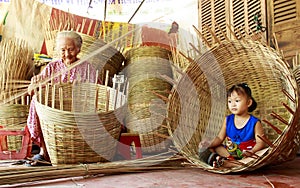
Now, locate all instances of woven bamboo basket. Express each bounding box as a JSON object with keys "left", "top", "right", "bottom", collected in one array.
[
  {"left": 84, "top": 38, "right": 125, "bottom": 87},
  {"left": 34, "top": 82, "right": 124, "bottom": 165},
  {"left": 167, "top": 39, "right": 300, "bottom": 173},
  {"left": 123, "top": 46, "right": 174, "bottom": 154}
]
